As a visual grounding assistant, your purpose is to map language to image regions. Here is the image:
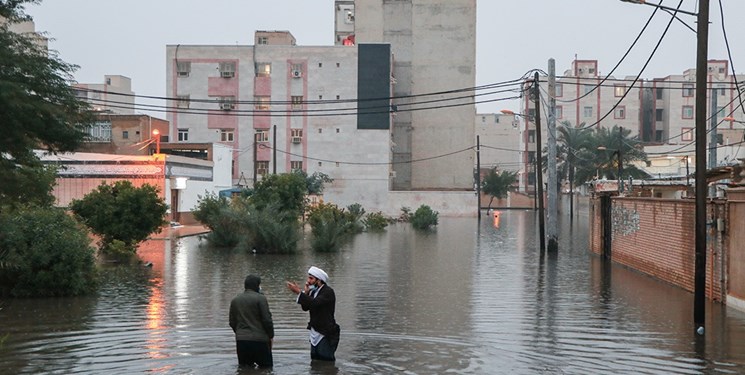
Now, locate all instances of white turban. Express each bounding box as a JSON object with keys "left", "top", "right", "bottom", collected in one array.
[{"left": 308, "top": 266, "right": 329, "bottom": 284}]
